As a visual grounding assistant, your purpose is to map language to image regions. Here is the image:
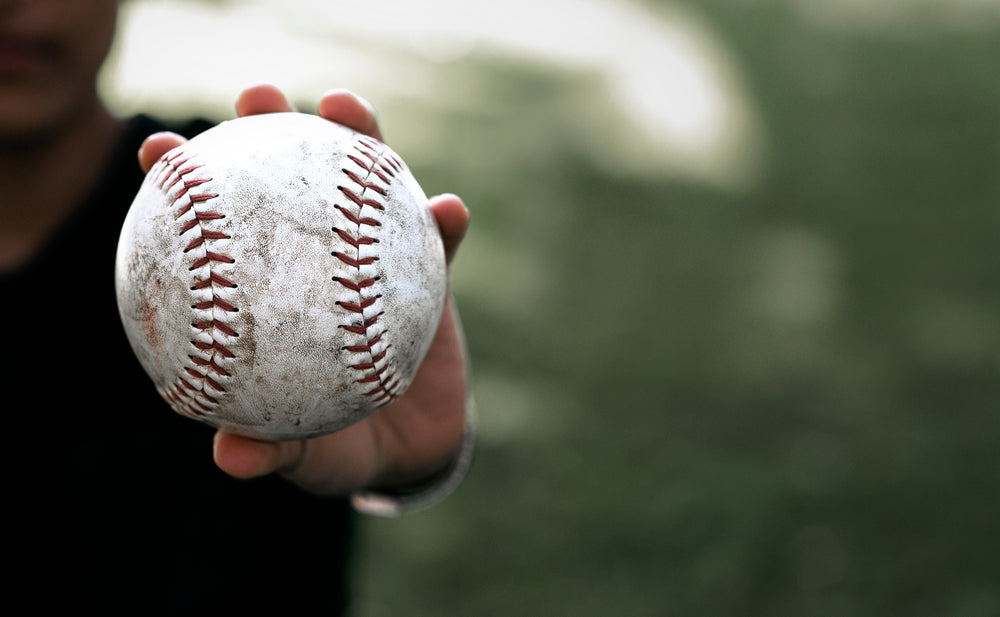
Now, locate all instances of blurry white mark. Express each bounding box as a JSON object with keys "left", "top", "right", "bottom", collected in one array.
[{"left": 102, "top": 0, "right": 763, "bottom": 189}]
